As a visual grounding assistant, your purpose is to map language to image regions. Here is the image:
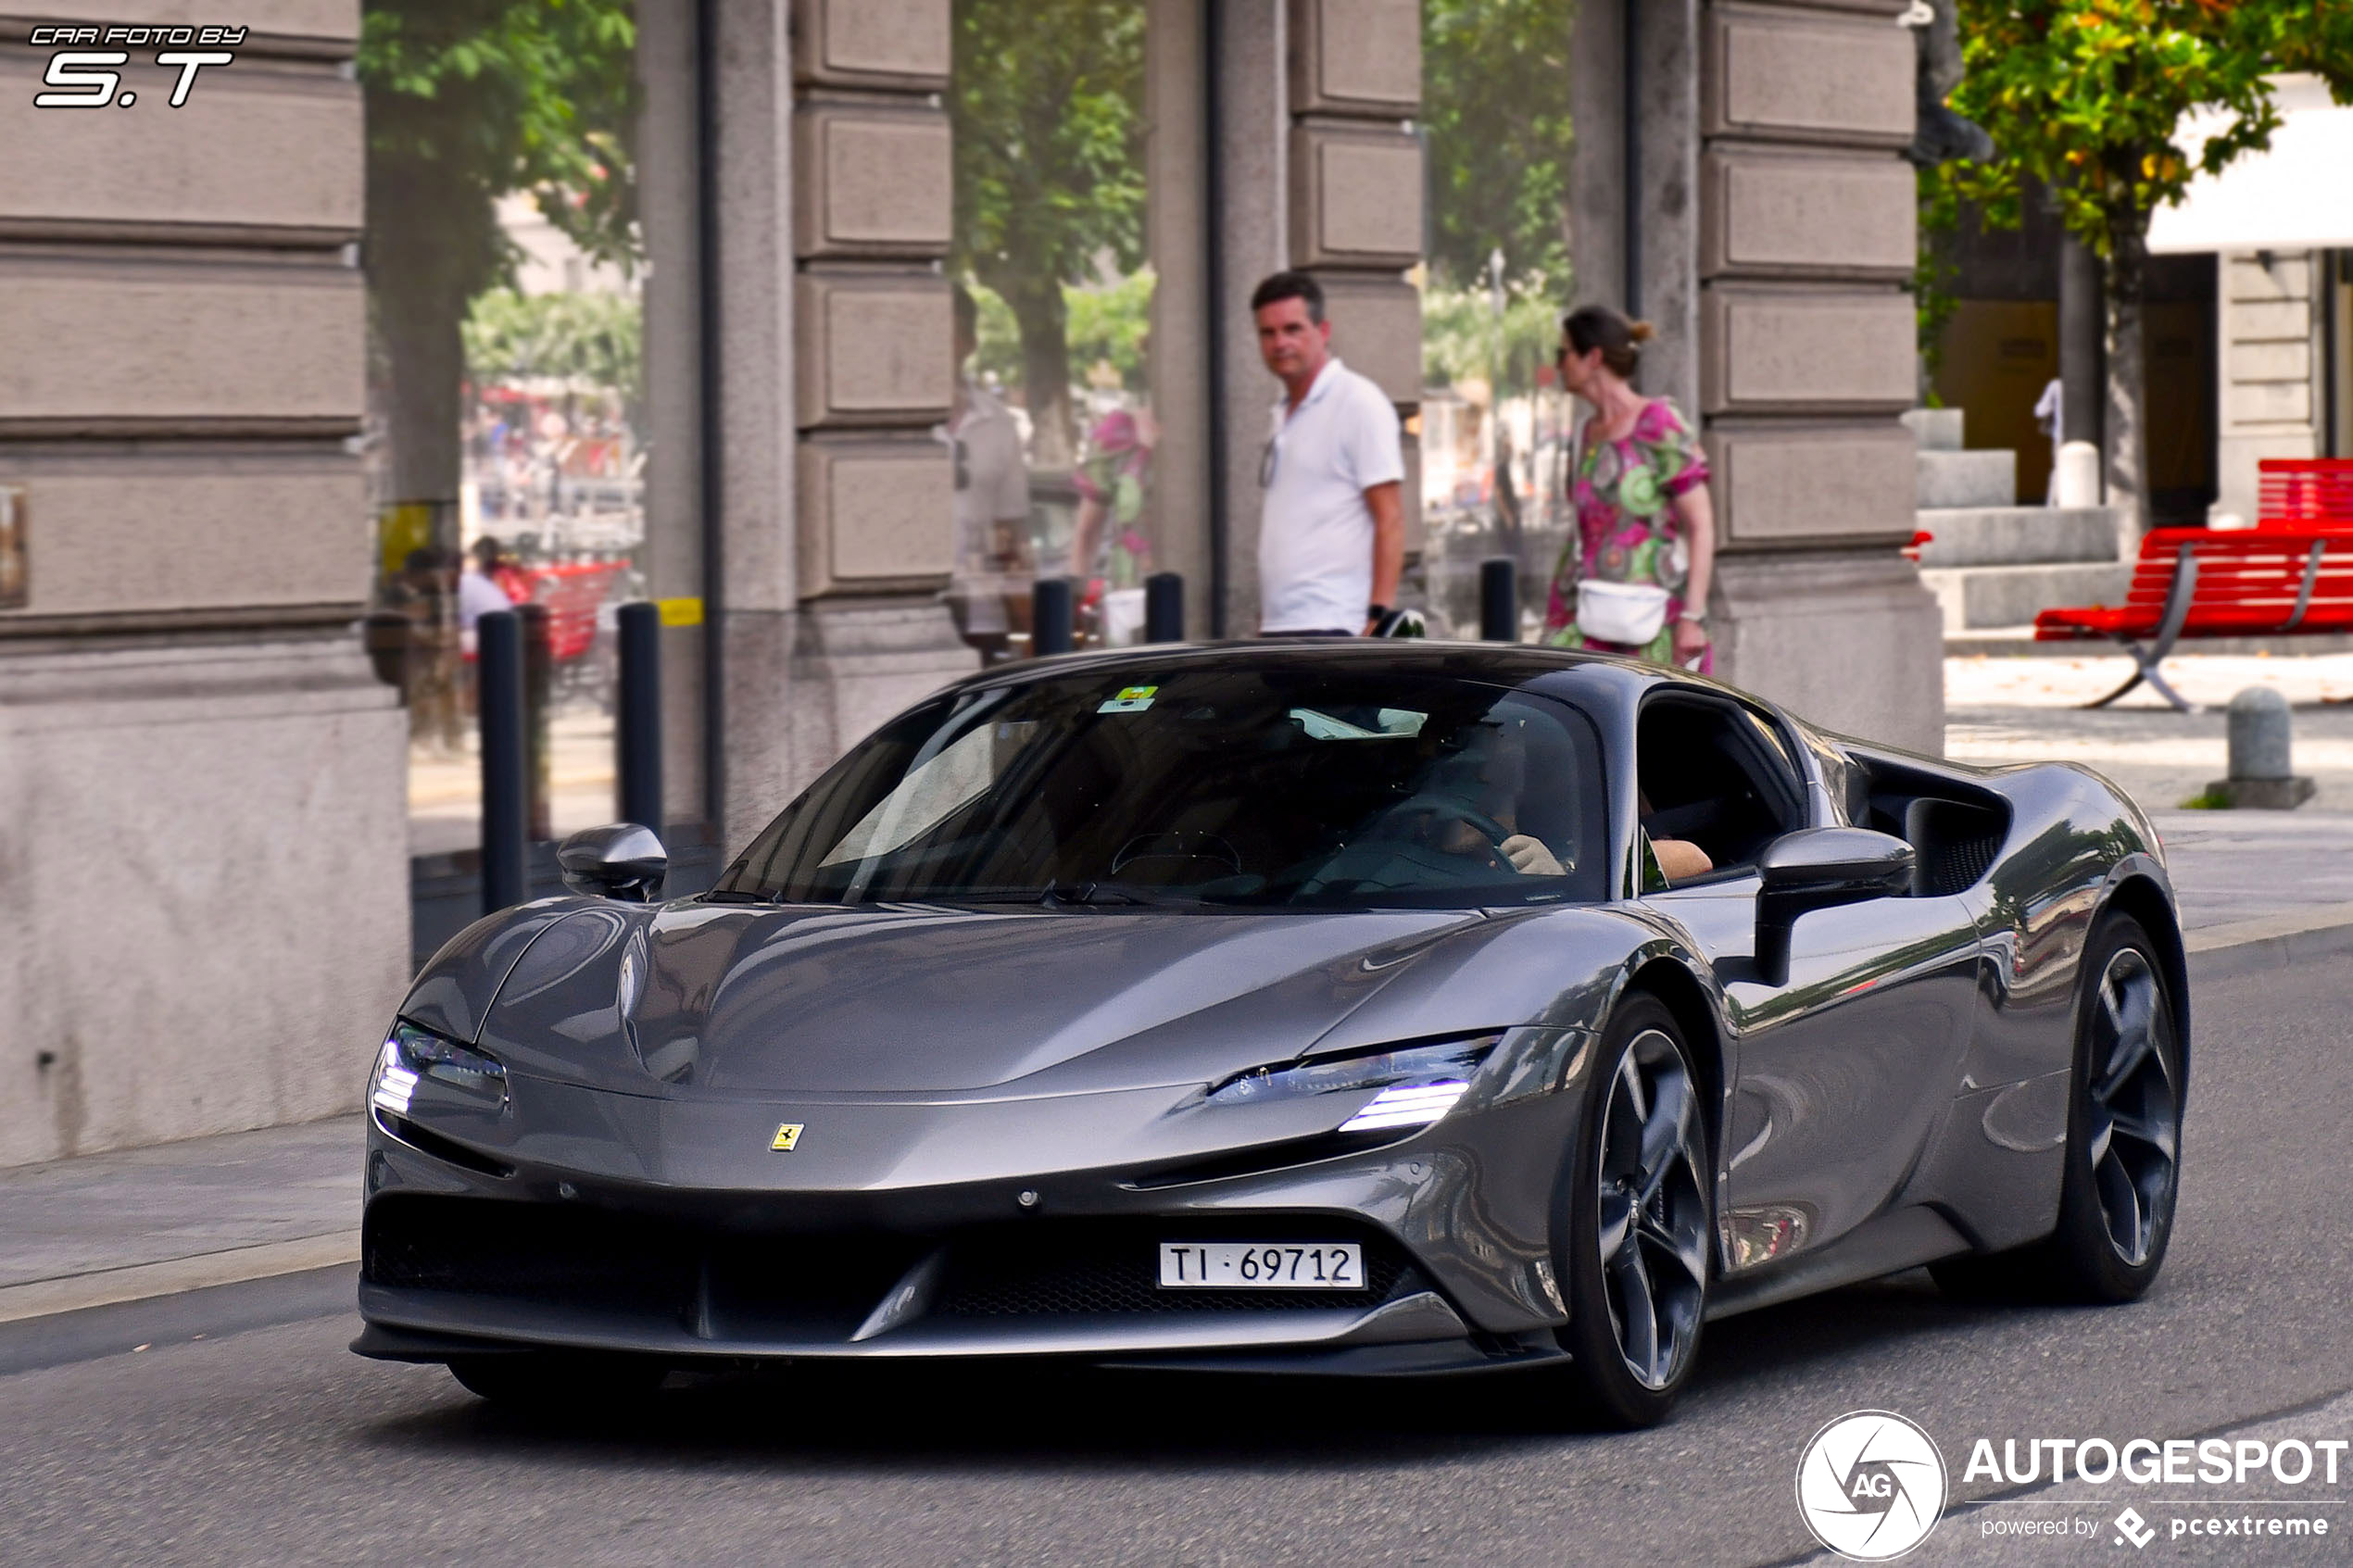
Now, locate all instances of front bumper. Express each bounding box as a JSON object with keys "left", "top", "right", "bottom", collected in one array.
[{"left": 355, "top": 1047, "right": 1589, "bottom": 1372}]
